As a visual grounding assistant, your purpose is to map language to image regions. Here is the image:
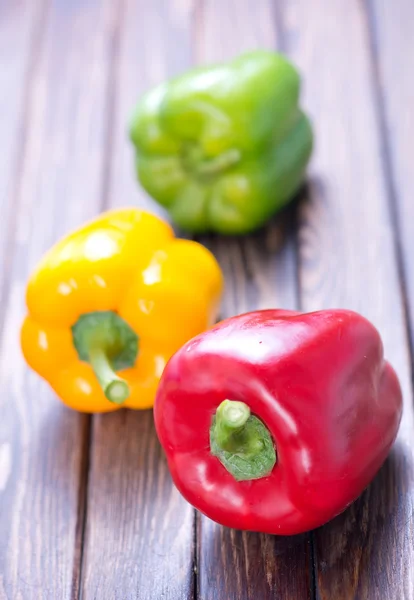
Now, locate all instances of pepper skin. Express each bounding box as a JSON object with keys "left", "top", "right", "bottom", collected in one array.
[
  {"left": 129, "top": 50, "right": 313, "bottom": 235},
  {"left": 154, "top": 309, "right": 403, "bottom": 535},
  {"left": 21, "top": 208, "right": 223, "bottom": 413}
]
